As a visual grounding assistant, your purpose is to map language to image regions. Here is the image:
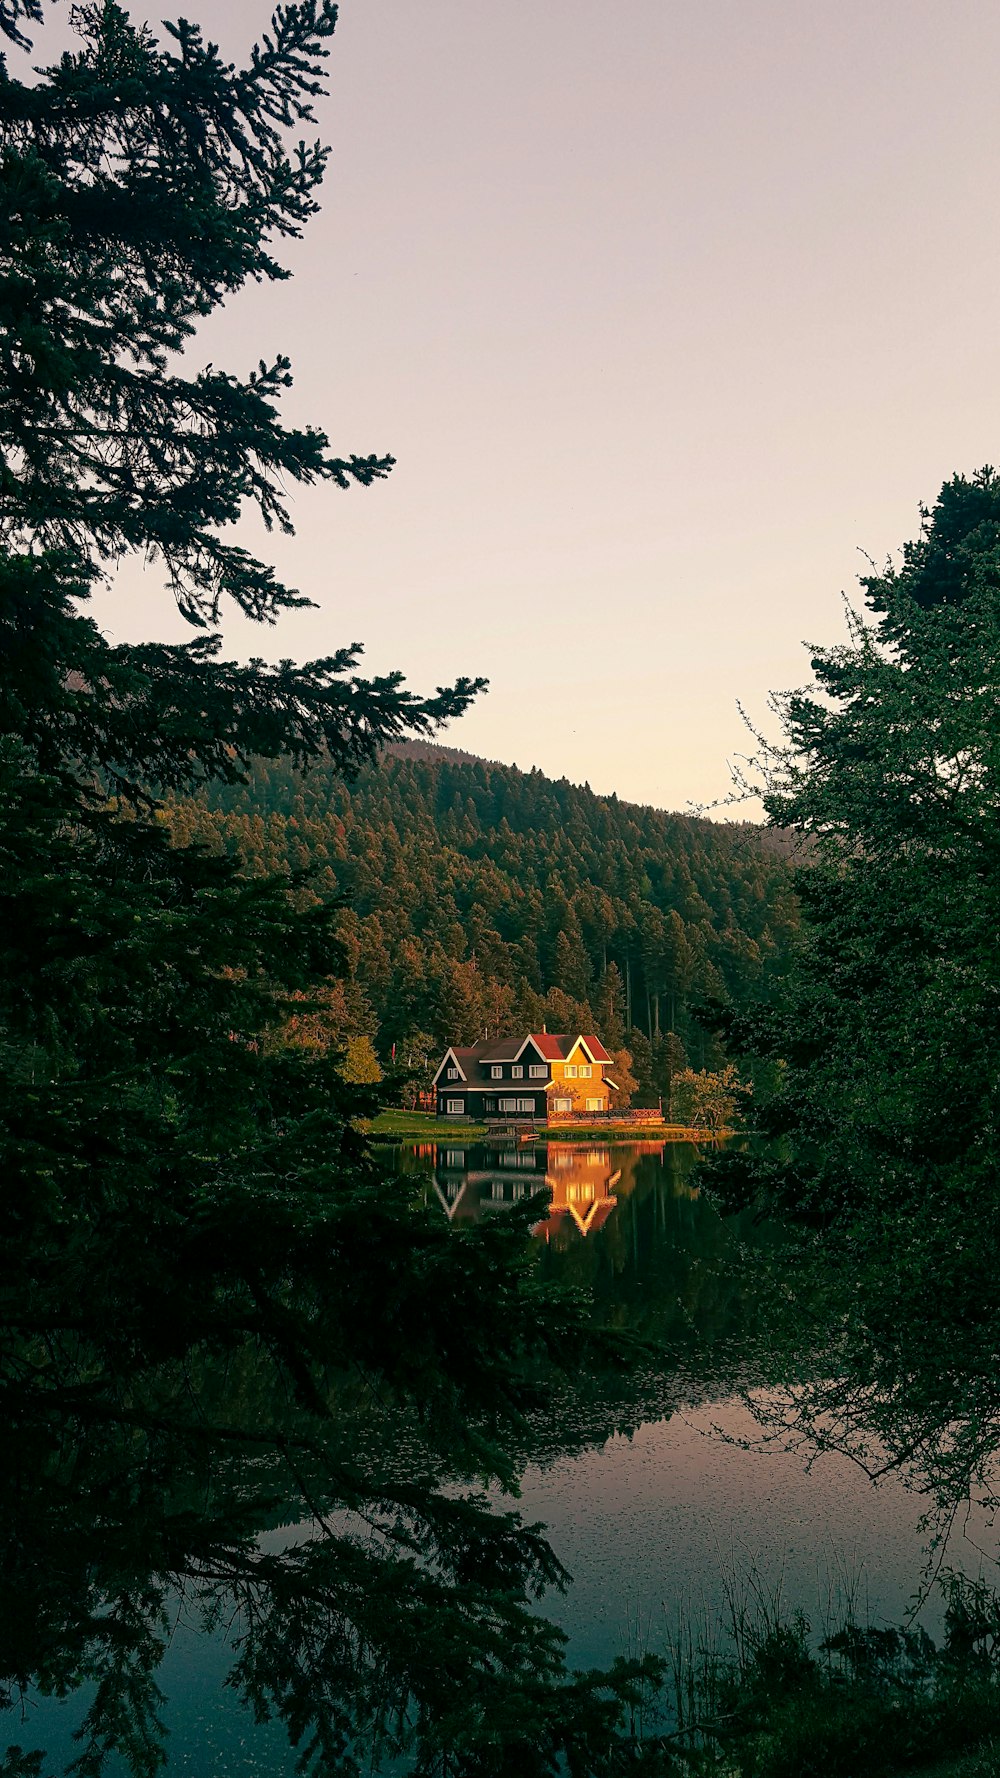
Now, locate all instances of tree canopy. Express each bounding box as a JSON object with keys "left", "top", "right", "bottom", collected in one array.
[
  {"left": 0, "top": 4, "right": 662, "bottom": 1770},
  {"left": 724, "top": 468, "right": 1000, "bottom": 1226},
  {"left": 166, "top": 743, "right": 800, "bottom": 1103},
  {"left": 710, "top": 469, "right": 1000, "bottom": 1533}
]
